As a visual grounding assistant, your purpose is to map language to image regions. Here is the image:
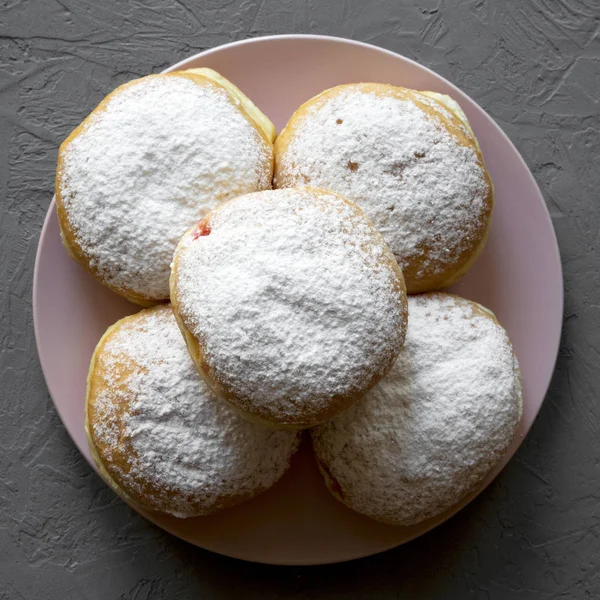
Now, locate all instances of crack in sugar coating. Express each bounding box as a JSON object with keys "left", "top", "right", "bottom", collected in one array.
[
  {"left": 59, "top": 74, "right": 272, "bottom": 301},
  {"left": 173, "top": 188, "right": 408, "bottom": 425},
  {"left": 275, "top": 87, "right": 490, "bottom": 282},
  {"left": 311, "top": 293, "right": 523, "bottom": 525},
  {"left": 89, "top": 307, "right": 300, "bottom": 517}
]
